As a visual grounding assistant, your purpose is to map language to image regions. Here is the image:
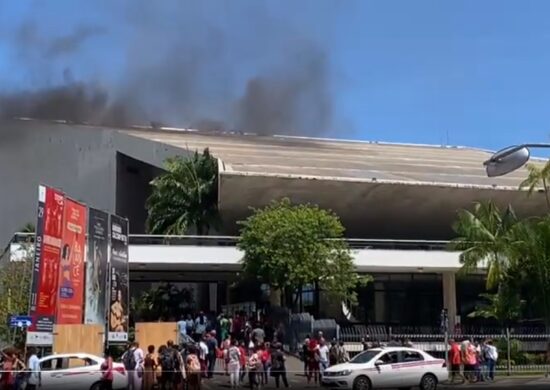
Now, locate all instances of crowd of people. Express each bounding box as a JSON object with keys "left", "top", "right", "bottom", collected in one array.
[
  {"left": 448, "top": 338, "right": 499, "bottom": 384},
  {"left": 300, "top": 332, "right": 350, "bottom": 385},
  {"left": 110, "top": 310, "right": 290, "bottom": 390},
  {"left": 0, "top": 347, "right": 41, "bottom": 390}
]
